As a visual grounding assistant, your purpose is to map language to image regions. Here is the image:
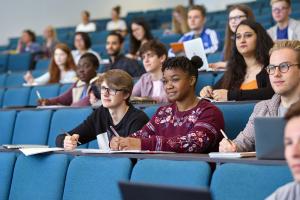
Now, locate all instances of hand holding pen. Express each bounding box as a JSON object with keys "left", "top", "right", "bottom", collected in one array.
[
  {"left": 62, "top": 129, "right": 81, "bottom": 151},
  {"left": 36, "top": 90, "right": 50, "bottom": 106},
  {"left": 219, "top": 129, "right": 237, "bottom": 152}
]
